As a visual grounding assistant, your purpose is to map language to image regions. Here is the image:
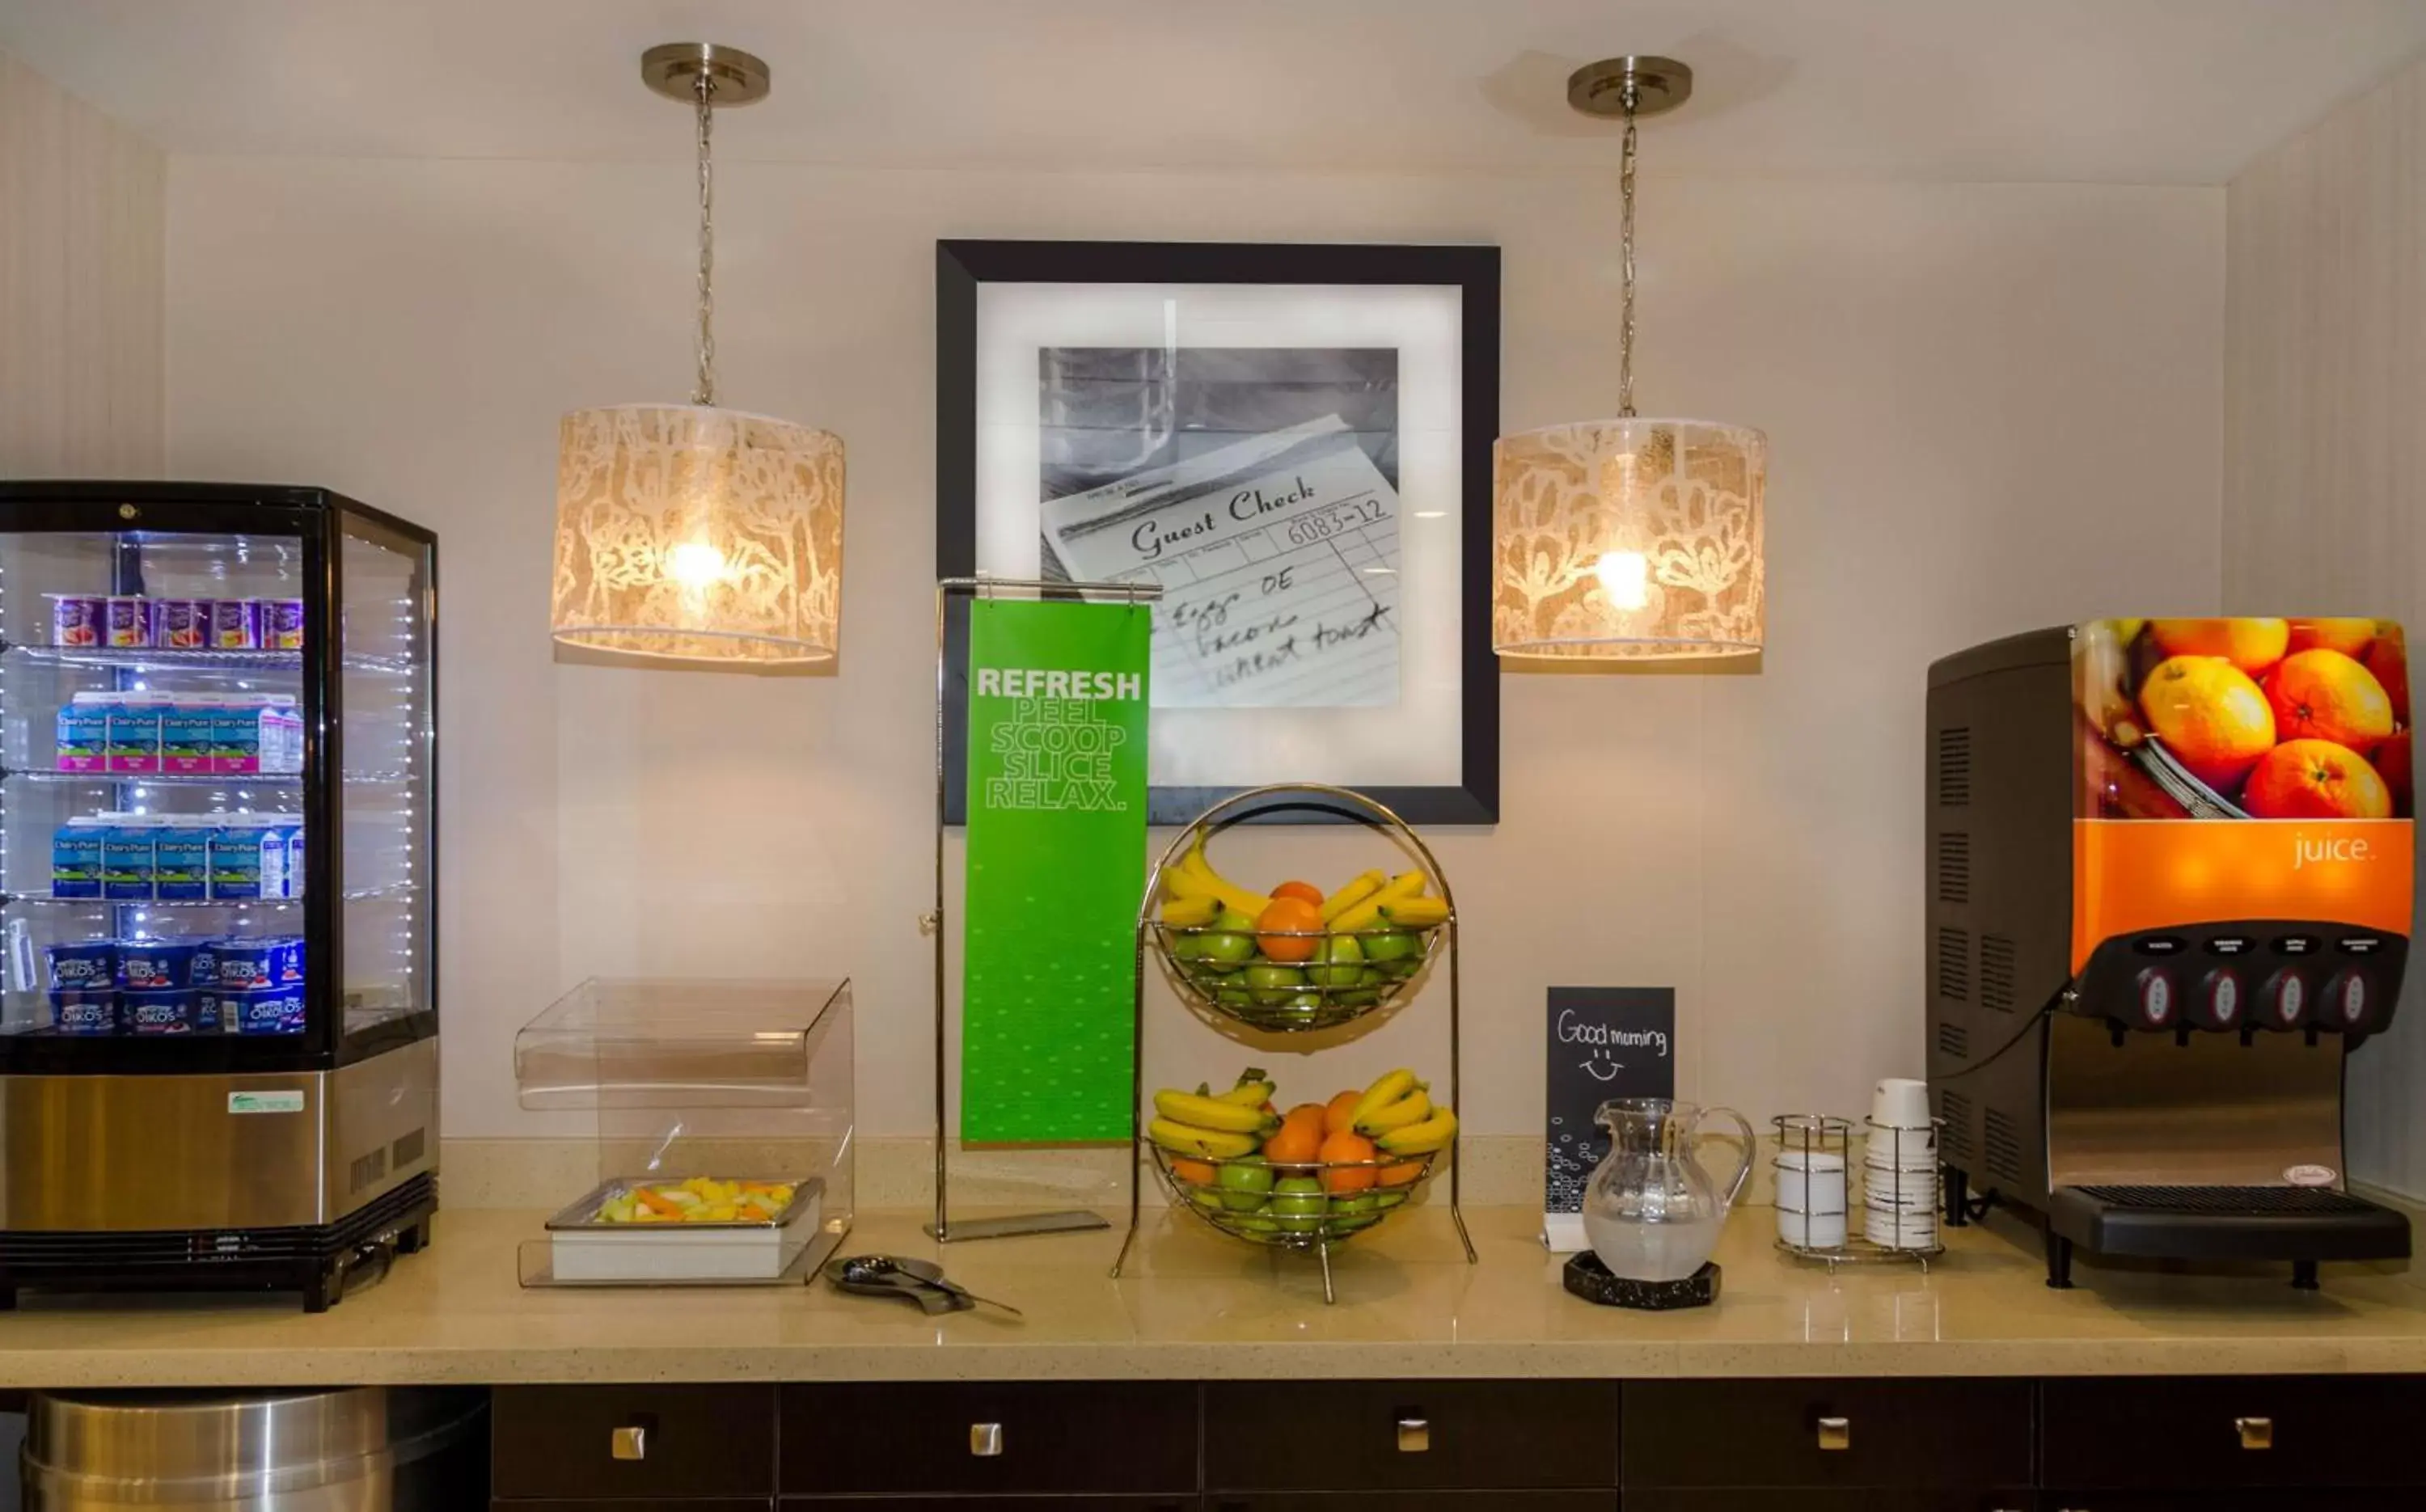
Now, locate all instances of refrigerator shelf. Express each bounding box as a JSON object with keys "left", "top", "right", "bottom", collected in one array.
[
  {"left": 1, "top": 881, "right": 416, "bottom": 907},
  {"left": 1, "top": 644, "right": 413, "bottom": 677},
  {"left": 0, "top": 769, "right": 412, "bottom": 786}
]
